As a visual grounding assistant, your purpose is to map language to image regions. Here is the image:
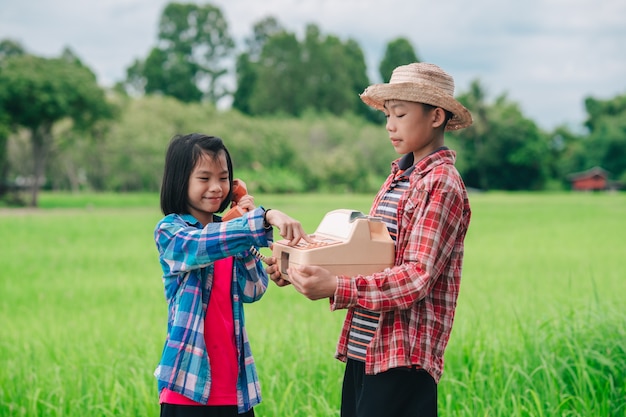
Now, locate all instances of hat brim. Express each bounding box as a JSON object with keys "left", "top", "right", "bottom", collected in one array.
[{"left": 360, "top": 82, "right": 473, "bottom": 131}]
